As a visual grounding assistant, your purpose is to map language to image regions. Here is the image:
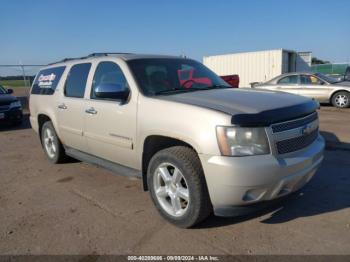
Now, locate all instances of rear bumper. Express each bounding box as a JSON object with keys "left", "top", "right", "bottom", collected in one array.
[
  {"left": 0, "top": 108, "right": 23, "bottom": 123},
  {"left": 199, "top": 135, "right": 325, "bottom": 217}
]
